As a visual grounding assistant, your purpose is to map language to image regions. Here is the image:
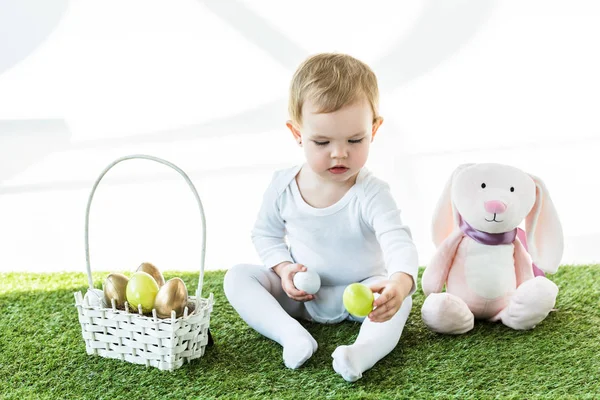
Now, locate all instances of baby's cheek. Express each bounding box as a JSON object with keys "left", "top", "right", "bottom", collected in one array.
[
  {"left": 307, "top": 152, "right": 329, "bottom": 170},
  {"left": 356, "top": 146, "right": 370, "bottom": 164}
]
